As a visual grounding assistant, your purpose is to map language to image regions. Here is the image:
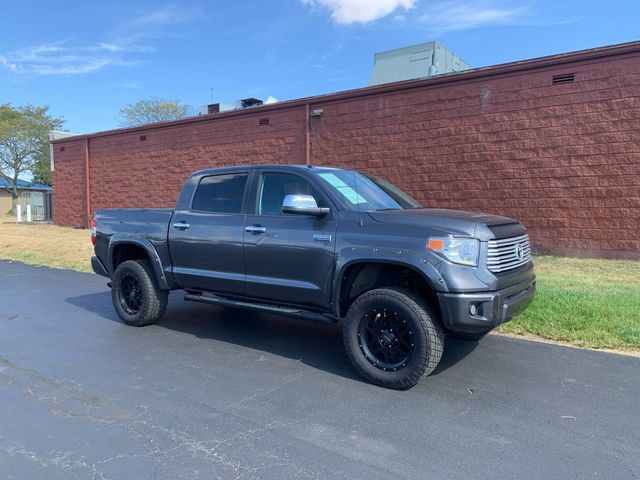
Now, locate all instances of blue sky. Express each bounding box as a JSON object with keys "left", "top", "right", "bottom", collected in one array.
[{"left": 1, "top": 0, "right": 638, "bottom": 134}]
